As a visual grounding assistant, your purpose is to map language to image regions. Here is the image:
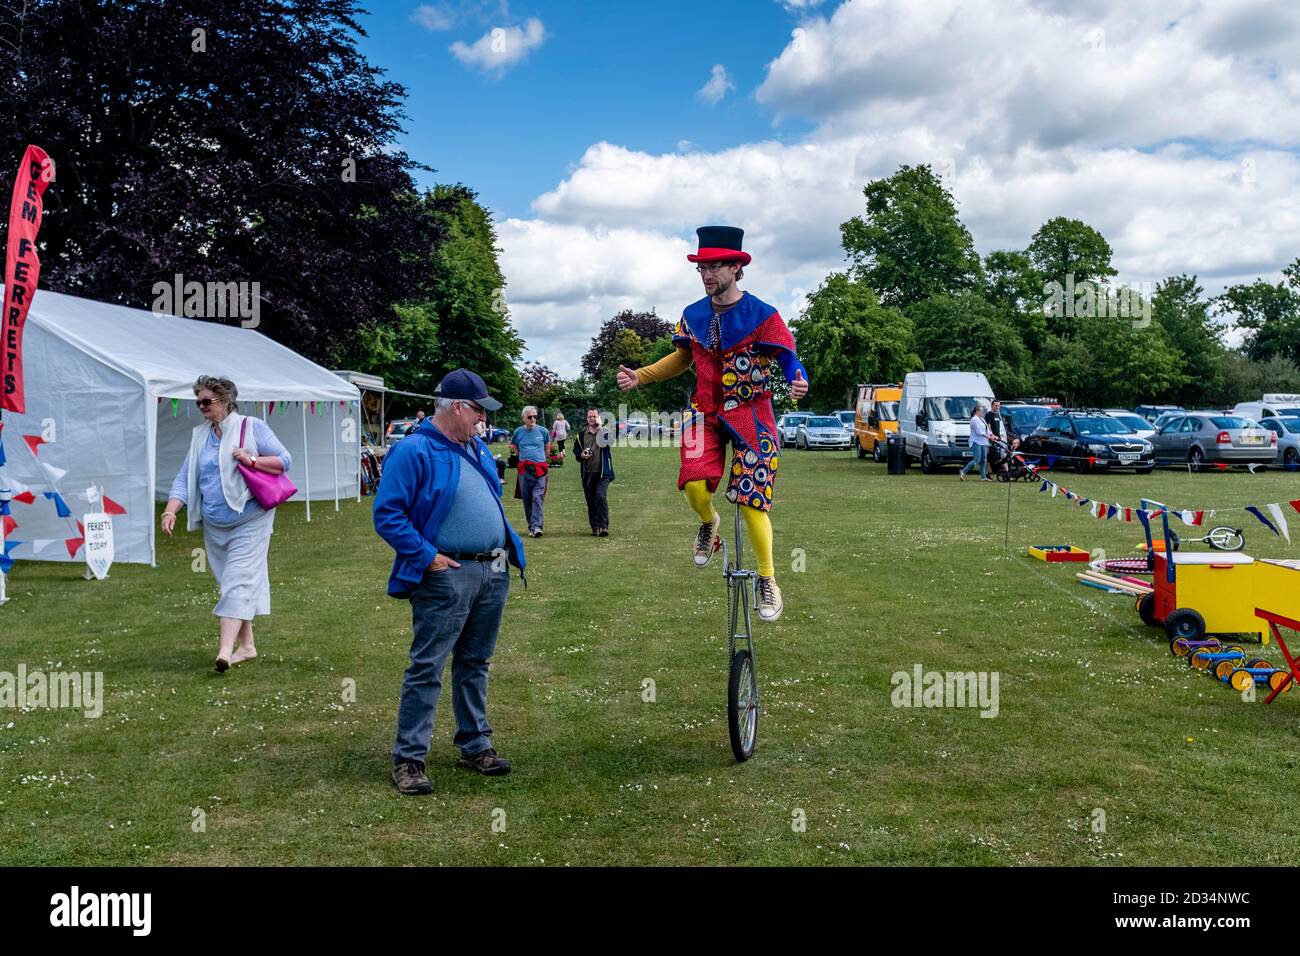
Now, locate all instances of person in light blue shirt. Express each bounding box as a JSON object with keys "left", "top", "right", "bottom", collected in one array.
[
  {"left": 161, "top": 376, "right": 293, "bottom": 672},
  {"left": 959, "top": 402, "right": 991, "bottom": 481},
  {"left": 510, "top": 405, "right": 554, "bottom": 537}
]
